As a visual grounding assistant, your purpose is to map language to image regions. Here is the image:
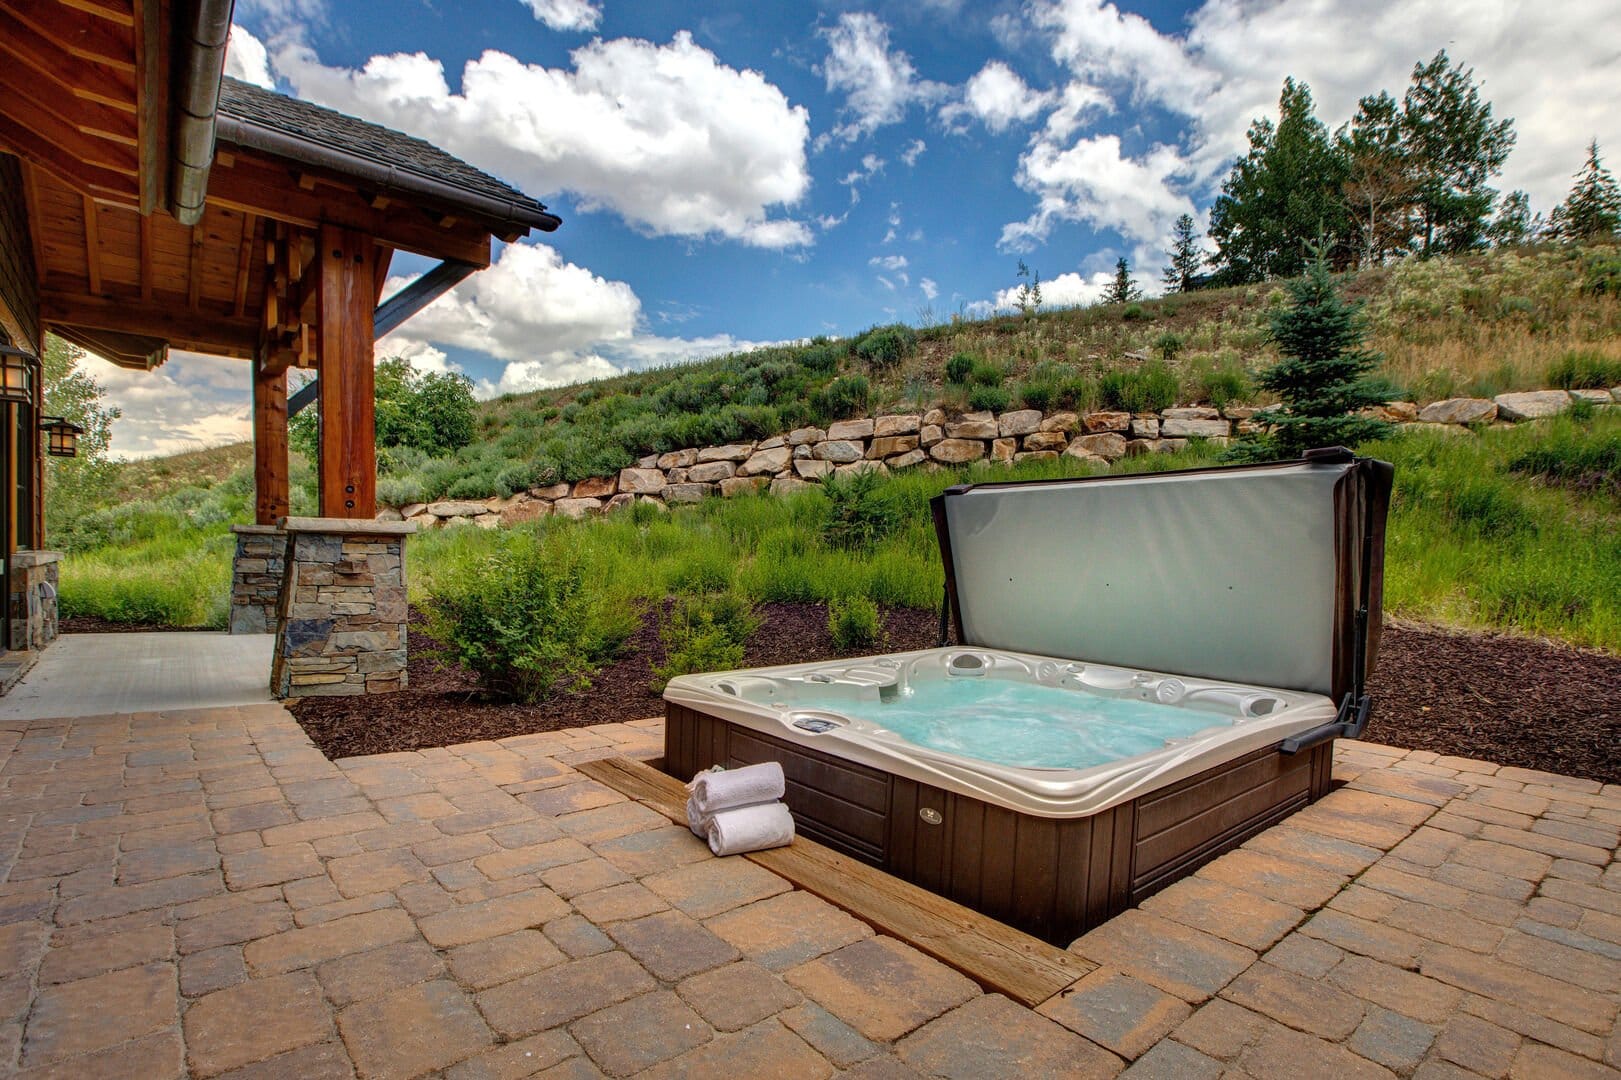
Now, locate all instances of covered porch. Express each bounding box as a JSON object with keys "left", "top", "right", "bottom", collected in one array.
[{"left": 0, "top": 0, "right": 559, "bottom": 699}]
